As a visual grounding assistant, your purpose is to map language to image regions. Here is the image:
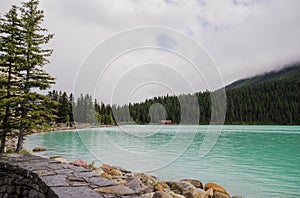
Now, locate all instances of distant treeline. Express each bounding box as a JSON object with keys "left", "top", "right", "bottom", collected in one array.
[
  {"left": 50, "top": 75, "right": 300, "bottom": 126},
  {"left": 47, "top": 91, "right": 116, "bottom": 126},
  {"left": 123, "top": 78, "right": 299, "bottom": 125}
]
